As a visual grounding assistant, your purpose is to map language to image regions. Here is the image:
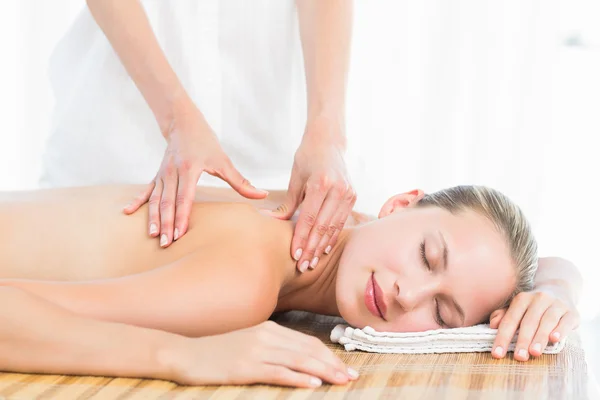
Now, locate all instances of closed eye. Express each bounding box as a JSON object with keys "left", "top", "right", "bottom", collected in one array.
[
  {"left": 421, "top": 240, "right": 448, "bottom": 327},
  {"left": 434, "top": 299, "right": 447, "bottom": 328},
  {"left": 419, "top": 240, "right": 431, "bottom": 270}
]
